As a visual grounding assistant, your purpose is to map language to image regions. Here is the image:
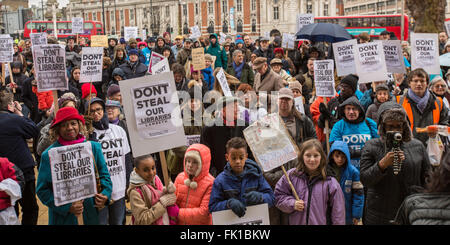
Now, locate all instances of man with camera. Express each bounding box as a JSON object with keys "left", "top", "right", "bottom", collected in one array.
[{"left": 360, "top": 101, "right": 431, "bottom": 225}]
